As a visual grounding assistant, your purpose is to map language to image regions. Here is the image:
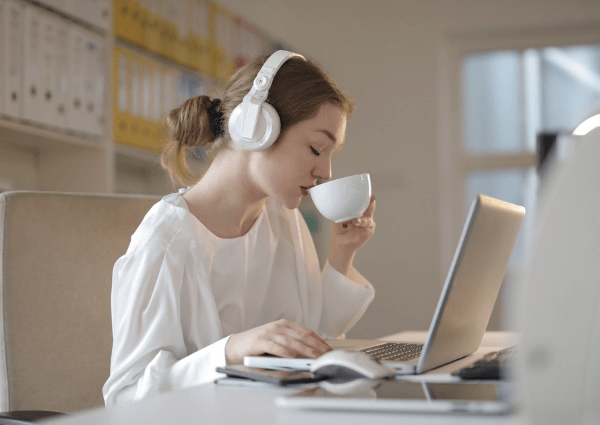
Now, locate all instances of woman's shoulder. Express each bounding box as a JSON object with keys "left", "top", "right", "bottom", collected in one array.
[{"left": 126, "top": 191, "right": 197, "bottom": 254}]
